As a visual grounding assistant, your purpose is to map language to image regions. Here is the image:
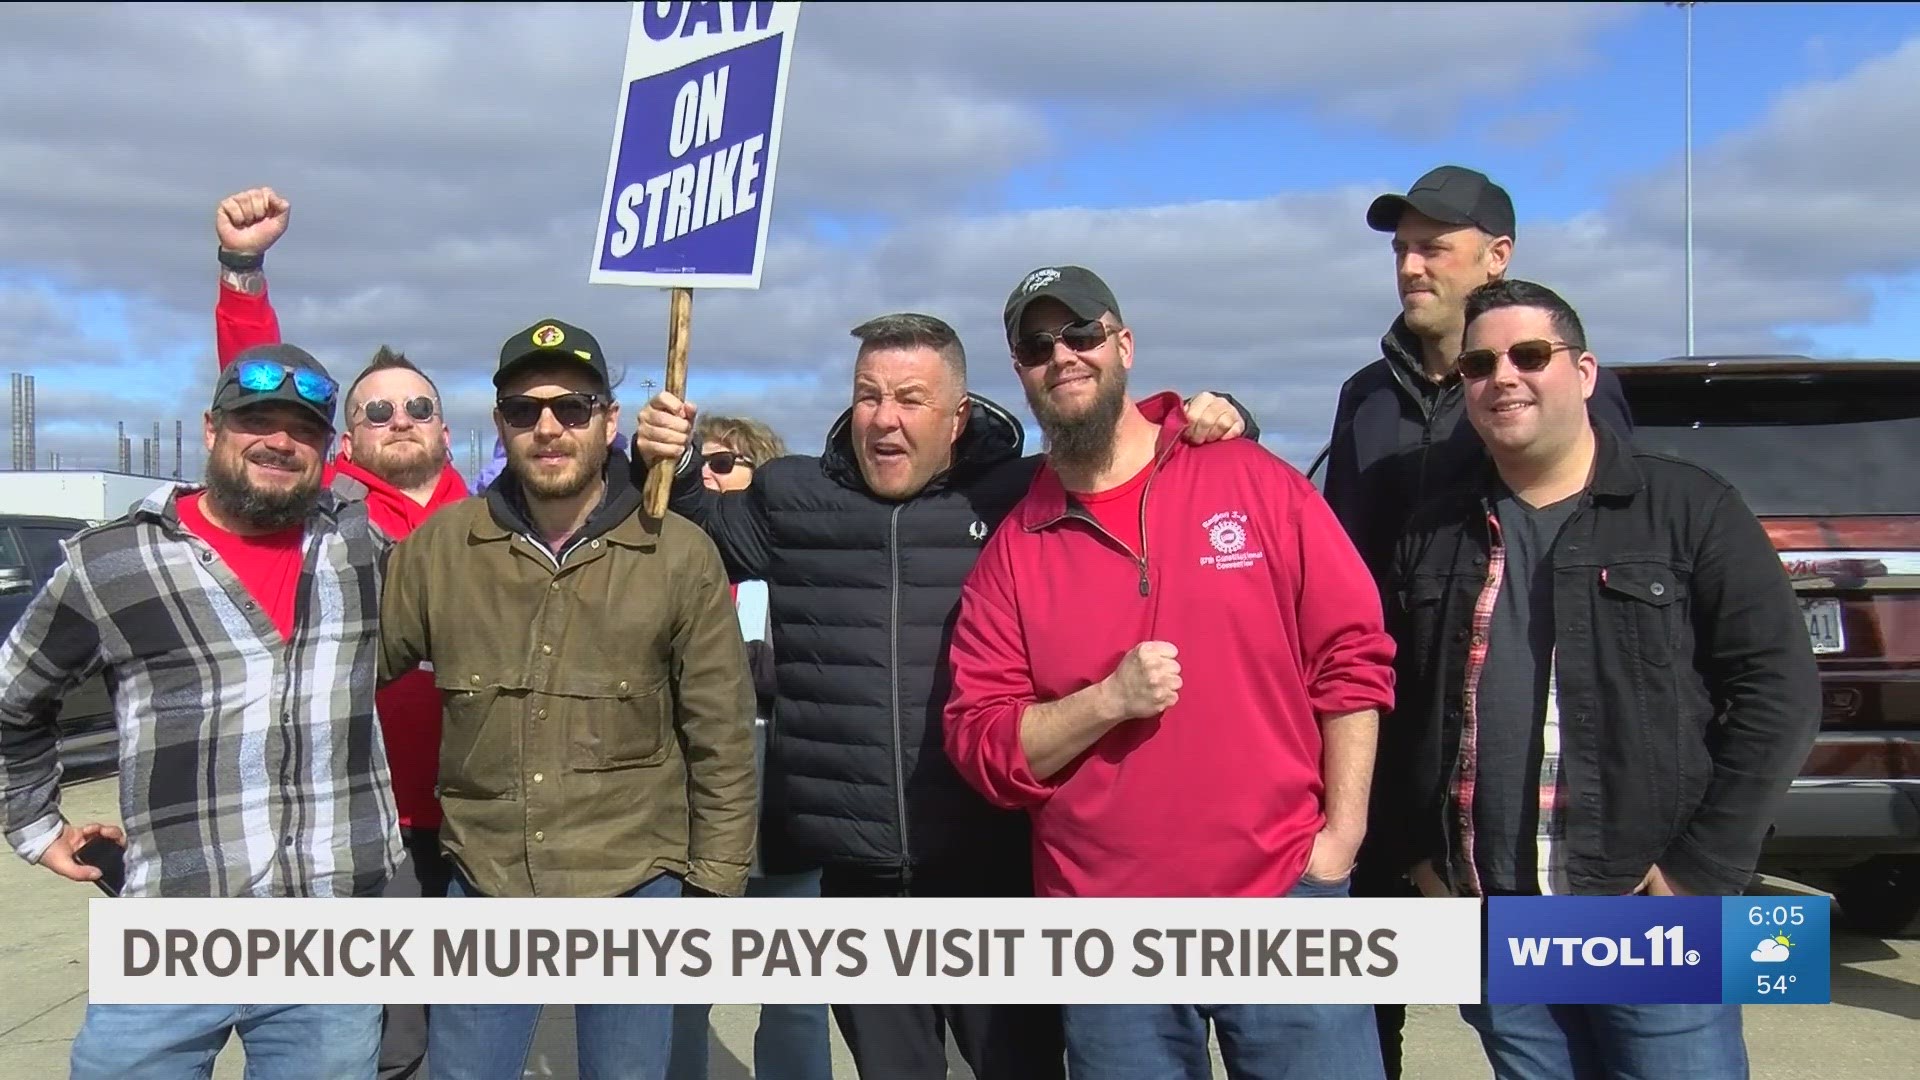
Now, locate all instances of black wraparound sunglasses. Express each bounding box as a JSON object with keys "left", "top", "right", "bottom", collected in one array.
[{"left": 497, "top": 392, "right": 603, "bottom": 429}]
